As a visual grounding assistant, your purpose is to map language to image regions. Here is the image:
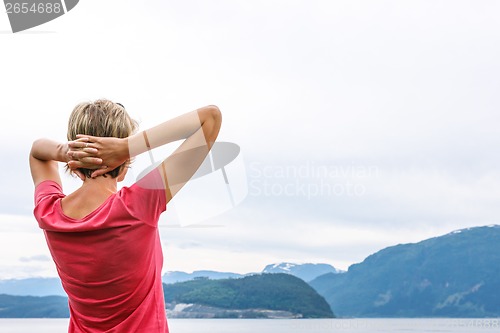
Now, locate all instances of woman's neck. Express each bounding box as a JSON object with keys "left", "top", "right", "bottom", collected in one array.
[
  {"left": 81, "top": 176, "right": 118, "bottom": 194},
  {"left": 61, "top": 176, "right": 119, "bottom": 220}
]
